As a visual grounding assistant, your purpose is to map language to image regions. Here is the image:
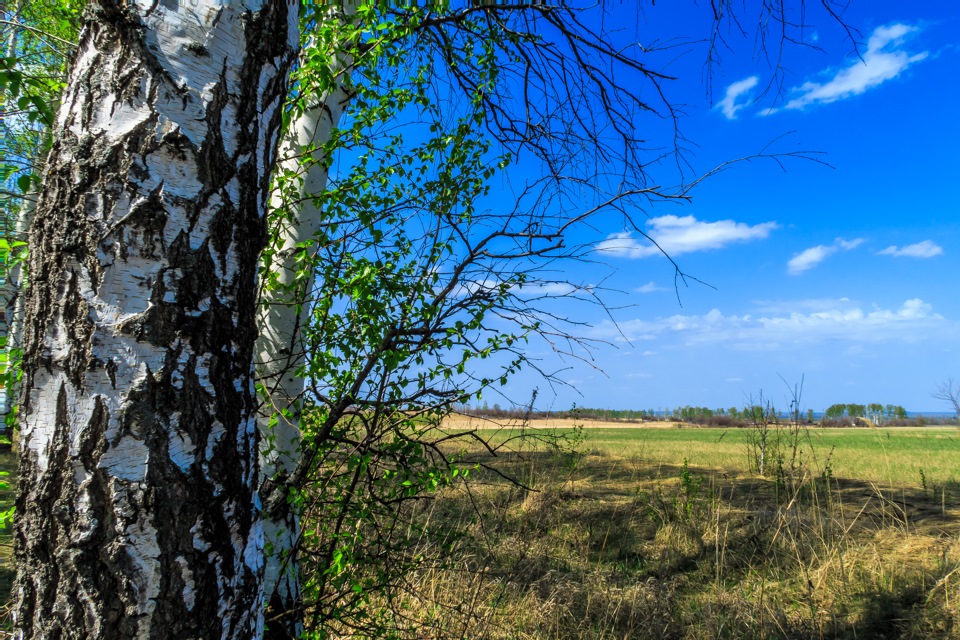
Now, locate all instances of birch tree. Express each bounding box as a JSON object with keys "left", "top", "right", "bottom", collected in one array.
[
  {"left": 255, "top": 5, "right": 356, "bottom": 635},
  {"left": 8, "top": 1, "right": 856, "bottom": 637},
  {"left": 14, "top": 1, "right": 297, "bottom": 638},
  {"left": 0, "top": 0, "right": 81, "bottom": 435},
  {"left": 250, "top": 2, "right": 857, "bottom": 635}
]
